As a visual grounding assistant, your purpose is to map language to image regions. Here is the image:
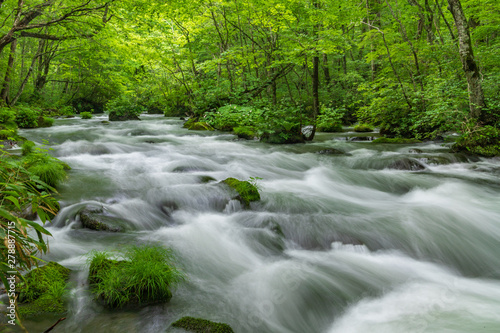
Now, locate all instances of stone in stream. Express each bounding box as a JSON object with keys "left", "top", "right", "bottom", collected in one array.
[
  {"left": 108, "top": 111, "right": 140, "bottom": 121},
  {"left": 170, "top": 316, "right": 234, "bottom": 333},
  {"left": 78, "top": 206, "right": 134, "bottom": 232},
  {"left": 220, "top": 177, "right": 260, "bottom": 208},
  {"left": 17, "top": 262, "right": 71, "bottom": 318},
  {"left": 316, "top": 148, "right": 346, "bottom": 155},
  {"left": 387, "top": 158, "right": 426, "bottom": 171}
]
